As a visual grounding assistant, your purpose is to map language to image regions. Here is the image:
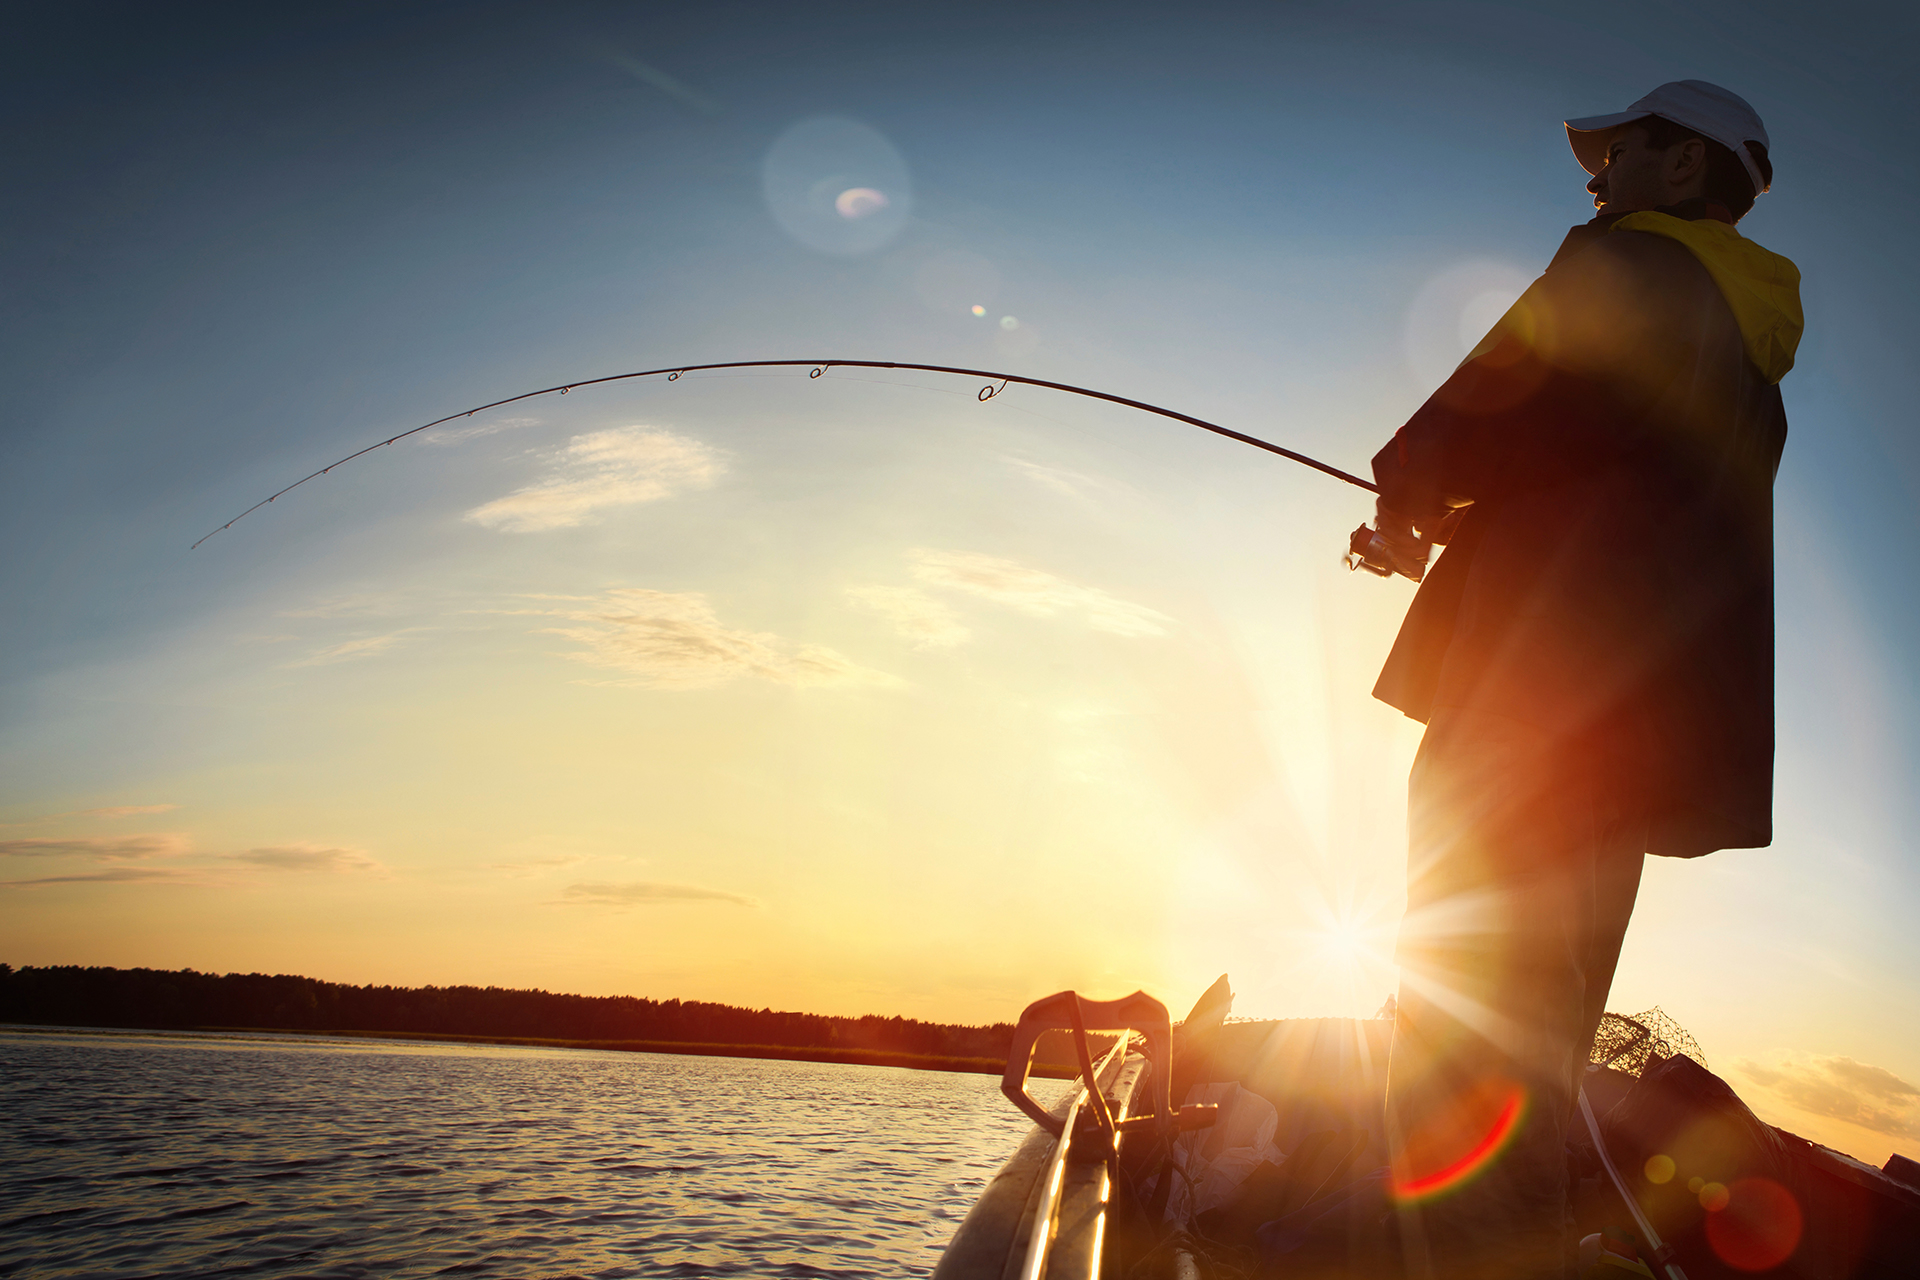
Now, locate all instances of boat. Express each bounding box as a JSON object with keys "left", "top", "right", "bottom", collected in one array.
[{"left": 932, "top": 979, "right": 1920, "bottom": 1280}]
